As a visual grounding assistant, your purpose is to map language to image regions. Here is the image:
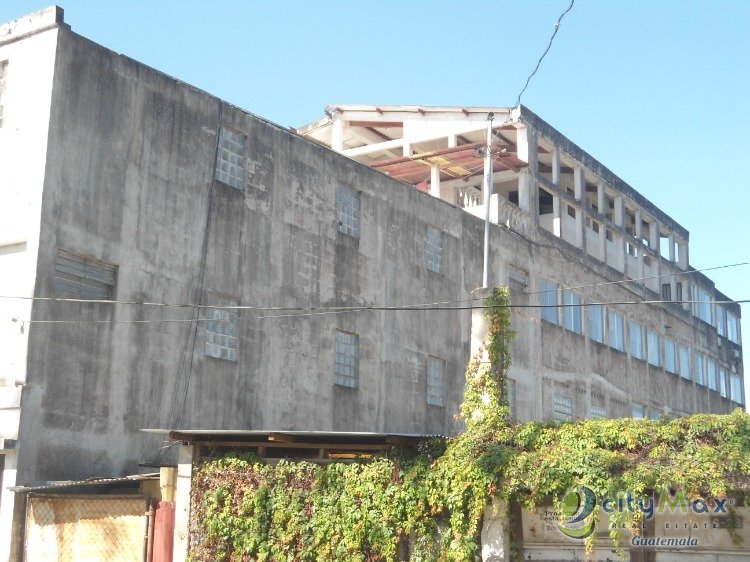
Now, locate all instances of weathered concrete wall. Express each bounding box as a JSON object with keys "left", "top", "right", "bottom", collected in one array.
[{"left": 8, "top": 19, "right": 741, "bottom": 492}]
